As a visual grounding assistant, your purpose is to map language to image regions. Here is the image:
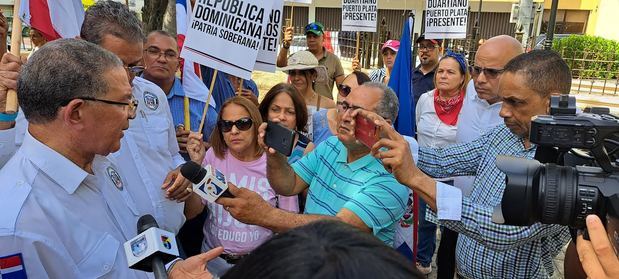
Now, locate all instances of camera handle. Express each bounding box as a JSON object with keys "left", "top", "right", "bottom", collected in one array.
[{"left": 590, "top": 145, "right": 619, "bottom": 173}]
